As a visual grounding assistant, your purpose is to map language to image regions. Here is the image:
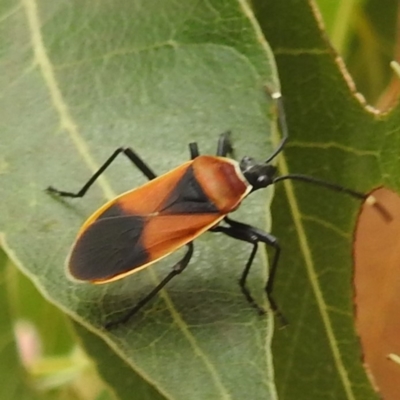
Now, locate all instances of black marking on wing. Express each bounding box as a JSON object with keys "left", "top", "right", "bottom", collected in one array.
[
  {"left": 160, "top": 165, "right": 219, "bottom": 214},
  {"left": 69, "top": 205, "right": 149, "bottom": 281},
  {"left": 97, "top": 204, "right": 126, "bottom": 219}
]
